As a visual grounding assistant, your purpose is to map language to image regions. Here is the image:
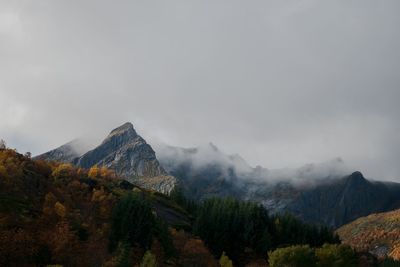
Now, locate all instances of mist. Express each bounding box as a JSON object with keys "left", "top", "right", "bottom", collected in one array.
[
  {"left": 1, "top": 1, "right": 400, "bottom": 181},
  {"left": 156, "top": 141, "right": 351, "bottom": 188}
]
